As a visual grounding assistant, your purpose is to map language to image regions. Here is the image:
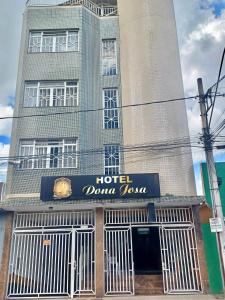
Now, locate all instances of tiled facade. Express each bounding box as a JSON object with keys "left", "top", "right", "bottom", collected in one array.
[{"left": 6, "top": 6, "right": 123, "bottom": 201}]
